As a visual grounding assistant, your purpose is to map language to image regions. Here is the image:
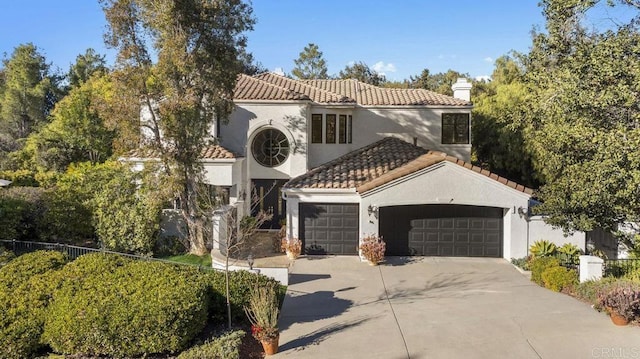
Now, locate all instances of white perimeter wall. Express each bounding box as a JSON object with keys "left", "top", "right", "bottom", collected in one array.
[{"left": 528, "top": 216, "right": 586, "bottom": 252}]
